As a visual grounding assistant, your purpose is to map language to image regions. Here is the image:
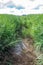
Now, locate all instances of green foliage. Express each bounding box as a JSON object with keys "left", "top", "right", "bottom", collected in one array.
[
  {"left": 0, "top": 15, "right": 19, "bottom": 50},
  {"left": 0, "top": 14, "right": 43, "bottom": 48},
  {"left": 0, "top": 14, "right": 43, "bottom": 65}
]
